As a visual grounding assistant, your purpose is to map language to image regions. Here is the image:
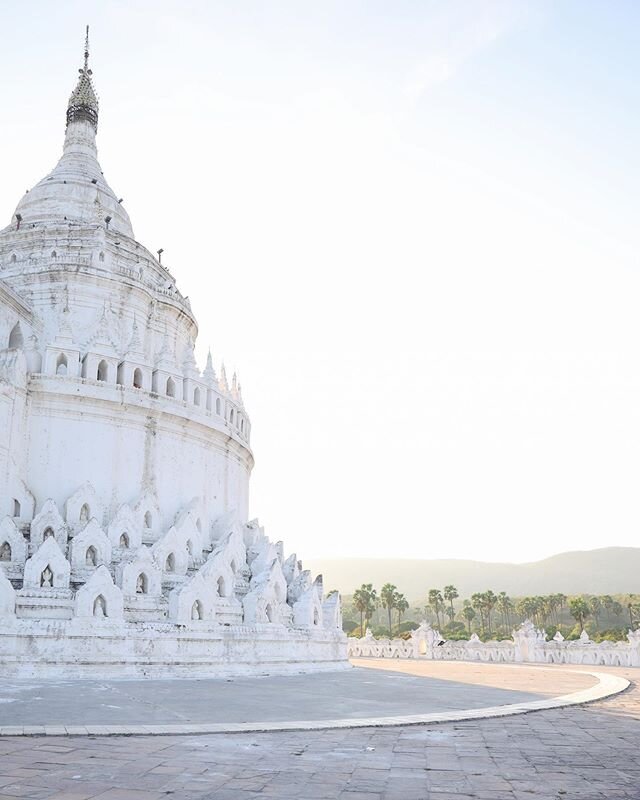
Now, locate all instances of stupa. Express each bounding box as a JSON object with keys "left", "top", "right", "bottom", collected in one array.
[{"left": 0, "top": 31, "right": 346, "bottom": 677}]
